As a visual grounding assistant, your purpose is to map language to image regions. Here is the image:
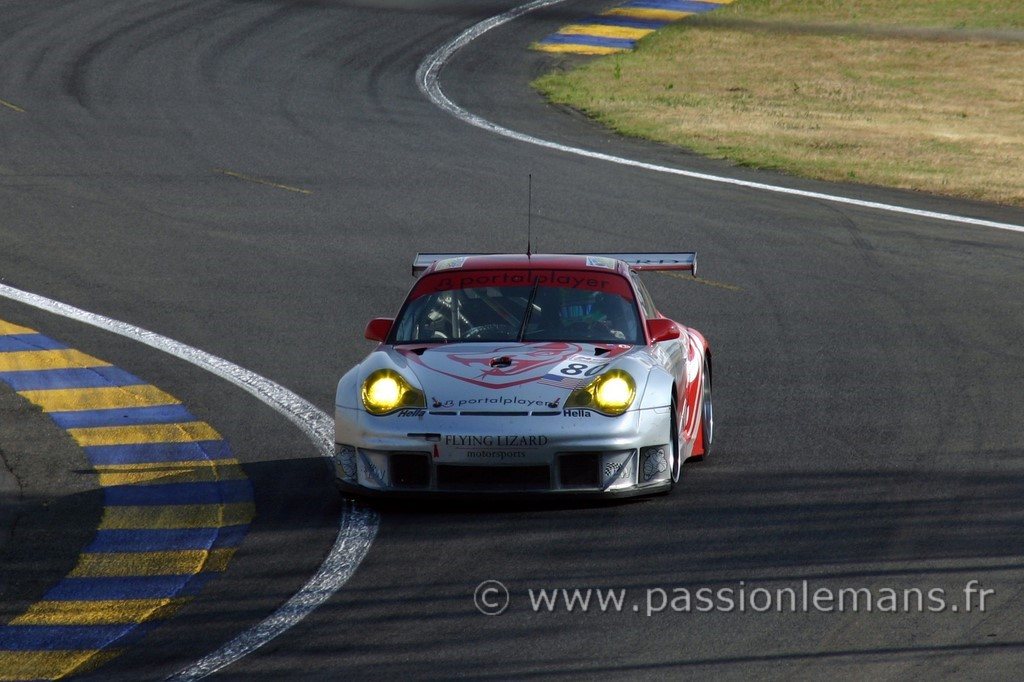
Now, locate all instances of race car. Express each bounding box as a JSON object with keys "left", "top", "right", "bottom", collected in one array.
[{"left": 333, "top": 252, "right": 713, "bottom": 498}]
